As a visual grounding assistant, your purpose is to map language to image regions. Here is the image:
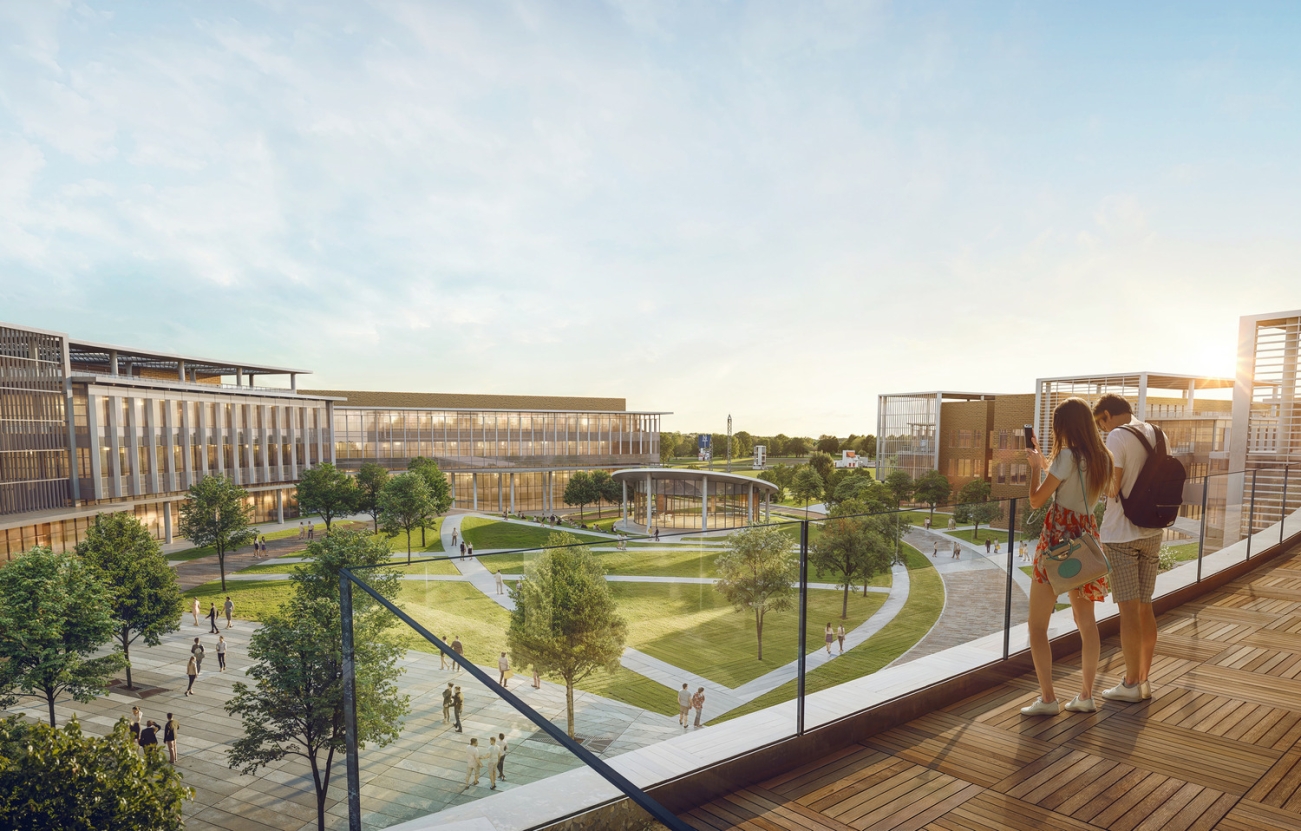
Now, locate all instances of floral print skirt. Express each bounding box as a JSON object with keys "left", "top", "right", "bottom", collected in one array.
[{"left": 1033, "top": 501, "right": 1109, "bottom": 601}]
